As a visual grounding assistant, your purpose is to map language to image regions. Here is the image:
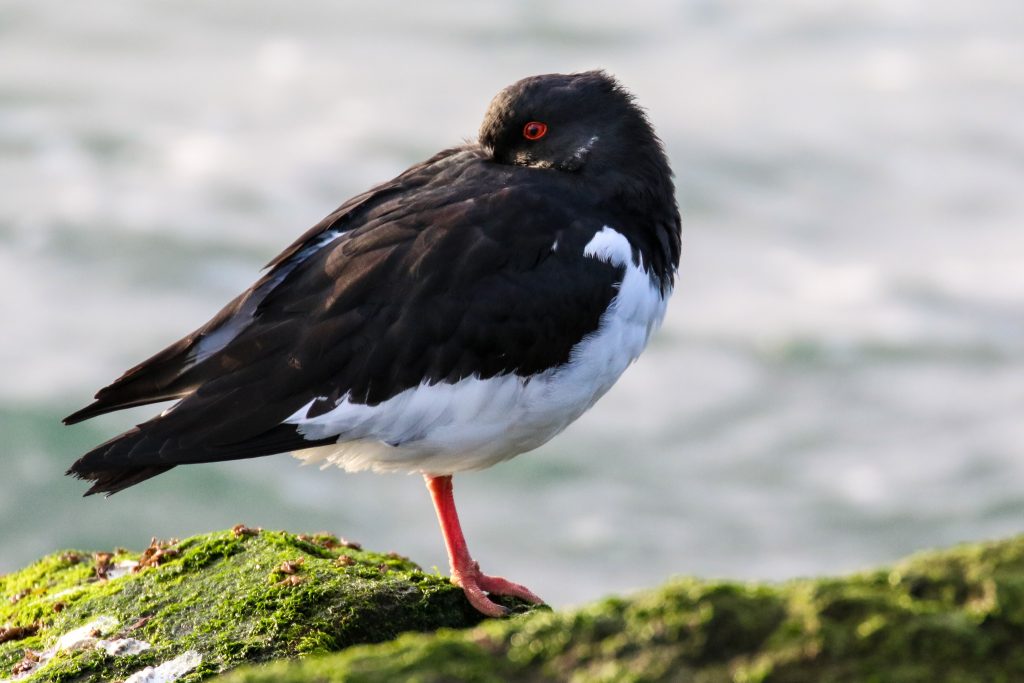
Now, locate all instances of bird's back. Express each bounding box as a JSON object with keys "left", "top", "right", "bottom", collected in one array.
[{"left": 65, "top": 70, "right": 681, "bottom": 495}]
